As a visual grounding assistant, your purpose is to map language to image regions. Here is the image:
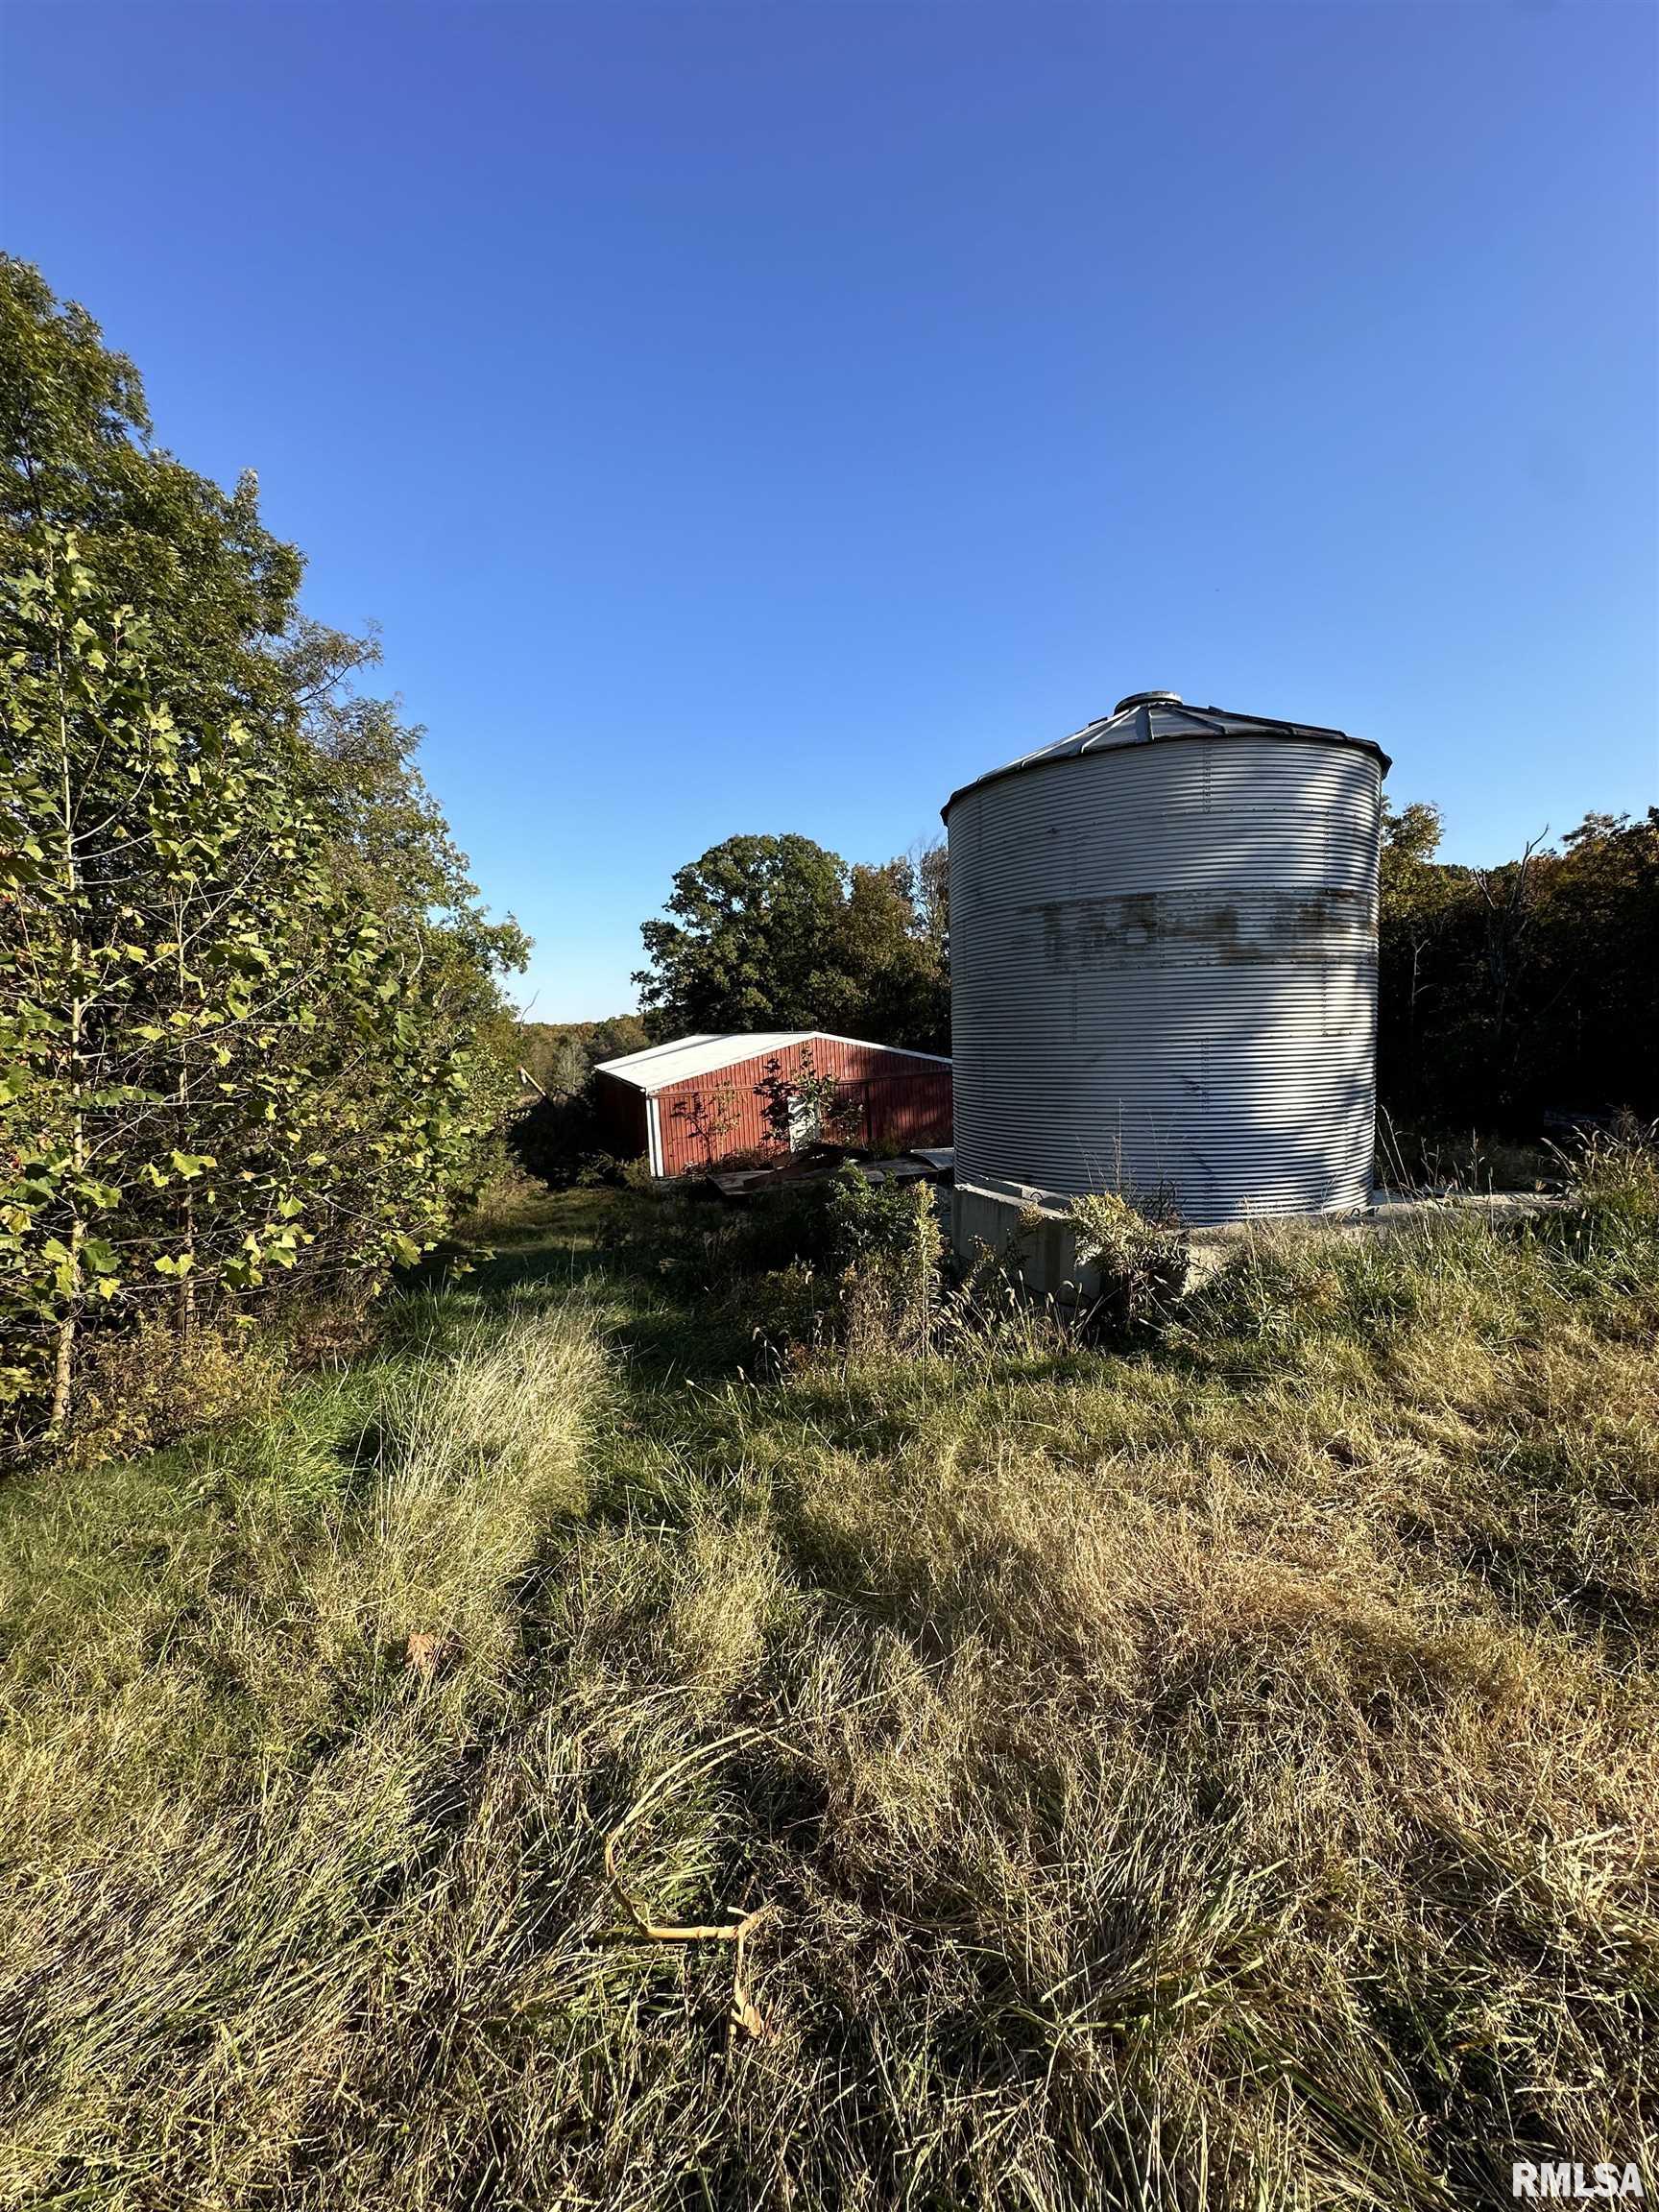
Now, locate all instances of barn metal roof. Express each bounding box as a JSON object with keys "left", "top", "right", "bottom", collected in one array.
[
  {"left": 943, "top": 692, "right": 1391, "bottom": 819},
  {"left": 594, "top": 1031, "right": 950, "bottom": 1094}
]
